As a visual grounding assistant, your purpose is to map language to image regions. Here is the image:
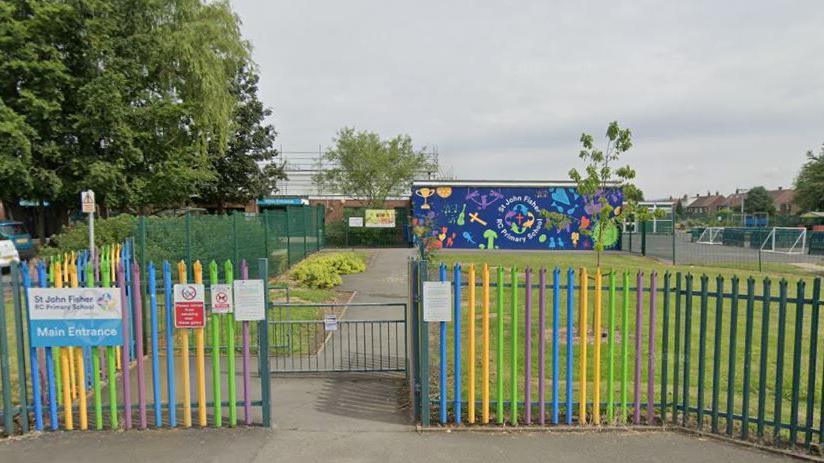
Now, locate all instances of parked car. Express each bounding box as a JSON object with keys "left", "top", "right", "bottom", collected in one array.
[
  {"left": 0, "top": 220, "right": 35, "bottom": 259},
  {"left": 0, "top": 239, "right": 20, "bottom": 272}
]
